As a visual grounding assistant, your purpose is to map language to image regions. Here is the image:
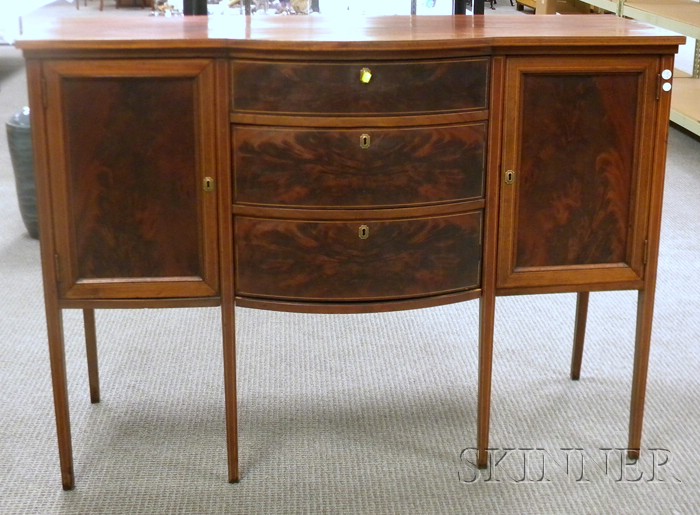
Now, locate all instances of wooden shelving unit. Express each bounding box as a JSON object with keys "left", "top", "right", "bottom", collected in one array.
[
  {"left": 516, "top": 0, "right": 537, "bottom": 11},
  {"left": 669, "top": 76, "right": 700, "bottom": 133},
  {"left": 623, "top": 1, "right": 699, "bottom": 134},
  {"left": 580, "top": 0, "right": 700, "bottom": 135},
  {"left": 578, "top": 0, "right": 620, "bottom": 14}
]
